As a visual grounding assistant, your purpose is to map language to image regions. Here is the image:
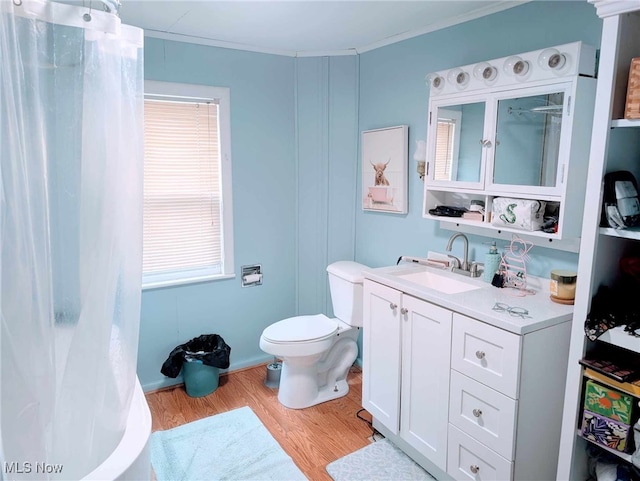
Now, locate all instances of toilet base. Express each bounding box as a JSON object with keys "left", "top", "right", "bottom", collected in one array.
[
  {"left": 278, "top": 369, "right": 351, "bottom": 409},
  {"left": 277, "top": 335, "right": 358, "bottom": 409}
]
